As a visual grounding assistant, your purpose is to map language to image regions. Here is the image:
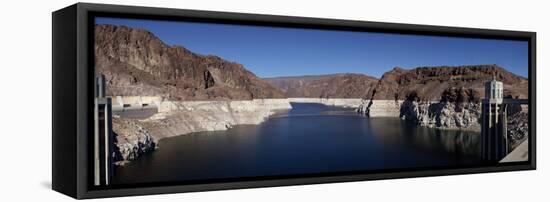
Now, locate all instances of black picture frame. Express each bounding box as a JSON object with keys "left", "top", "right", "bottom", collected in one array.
[{"left": 52, "top": 3, "right": 536, "bottom": 199}]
